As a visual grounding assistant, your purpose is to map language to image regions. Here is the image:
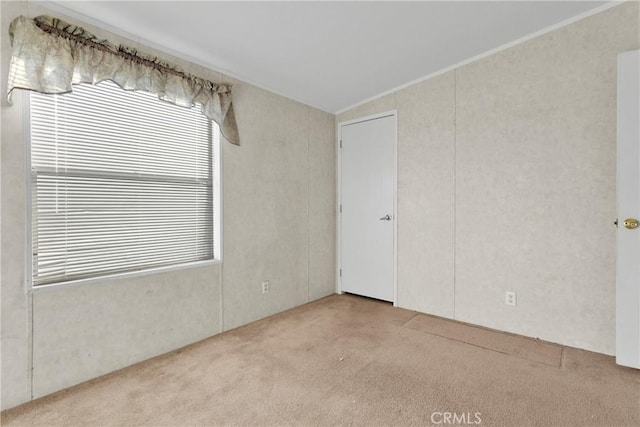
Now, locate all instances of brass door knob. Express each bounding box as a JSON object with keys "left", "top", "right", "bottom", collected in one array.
[{"left": 623, "top": 218, "right": 639, "bottom": 229}]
